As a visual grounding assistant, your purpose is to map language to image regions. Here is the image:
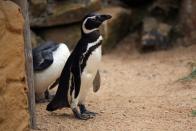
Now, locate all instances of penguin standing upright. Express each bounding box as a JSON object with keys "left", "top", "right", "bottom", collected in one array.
[{"left": 46, "top": 13, "right": 112, "bottom": 120}]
